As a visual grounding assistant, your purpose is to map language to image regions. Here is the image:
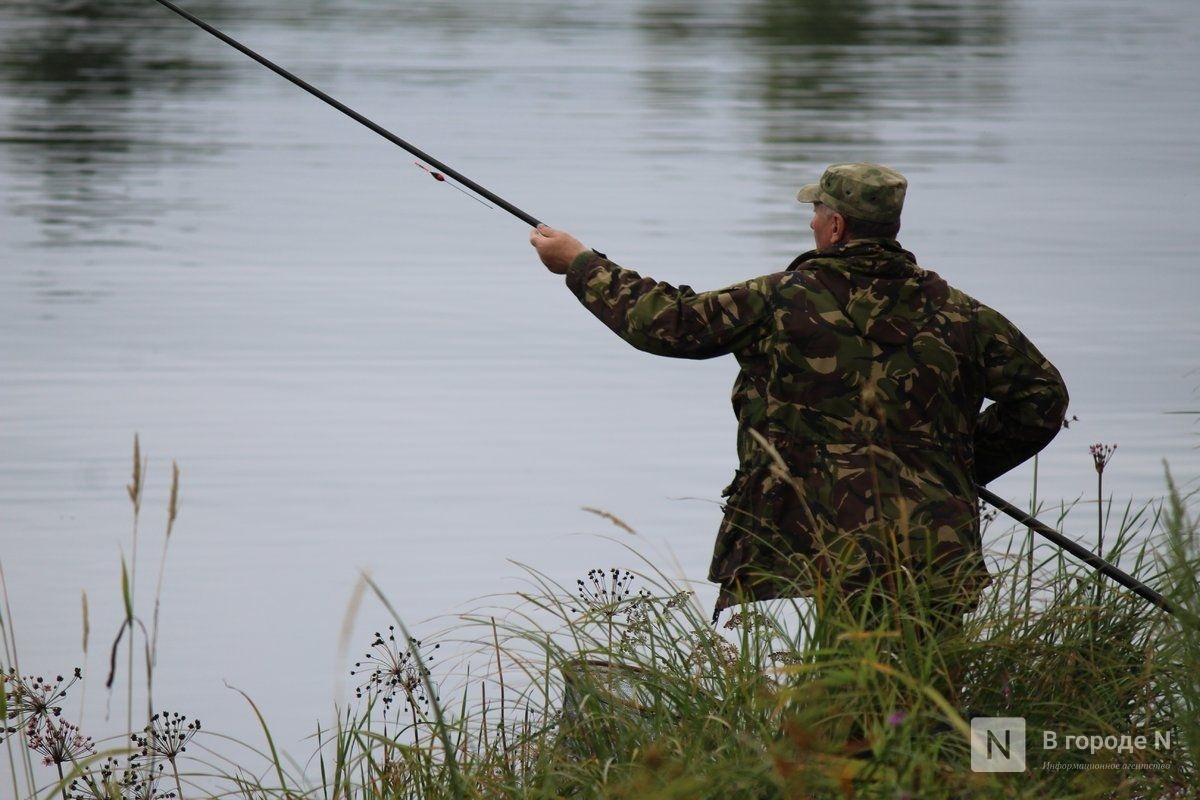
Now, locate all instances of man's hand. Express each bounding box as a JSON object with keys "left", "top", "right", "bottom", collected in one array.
[{"left": 529, "top": 224, "right": 588, "bottom": 274}]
